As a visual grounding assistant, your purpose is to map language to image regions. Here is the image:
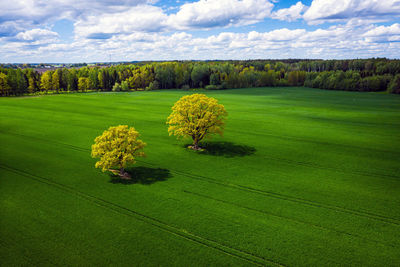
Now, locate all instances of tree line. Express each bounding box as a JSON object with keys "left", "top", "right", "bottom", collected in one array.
[{"left": 1, "top": 58, "right": 400, "bottom": 96}]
